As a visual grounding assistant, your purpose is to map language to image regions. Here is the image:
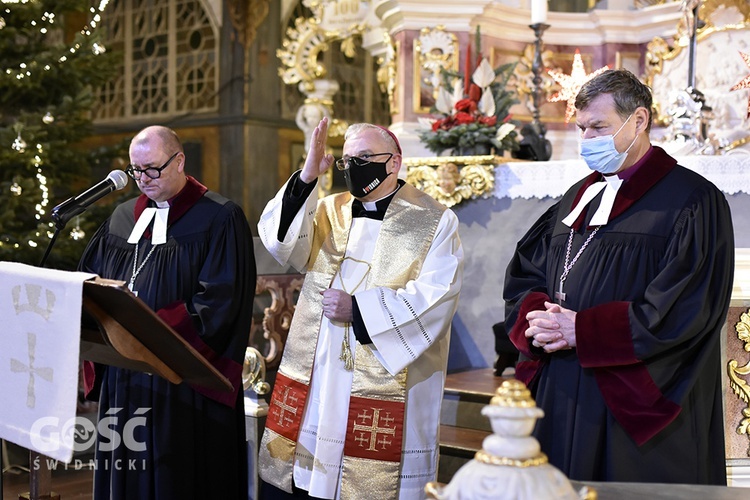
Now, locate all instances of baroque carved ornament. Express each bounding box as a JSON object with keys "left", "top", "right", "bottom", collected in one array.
[
  {"left": 404, "top": 155, "right": 498, "bottom": 208},
  {"left": 277, "top": 0, "right": 370, "bottom": 91},
  {"left": 728, "top": 308, "right": 750, "bottom": 456}
]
